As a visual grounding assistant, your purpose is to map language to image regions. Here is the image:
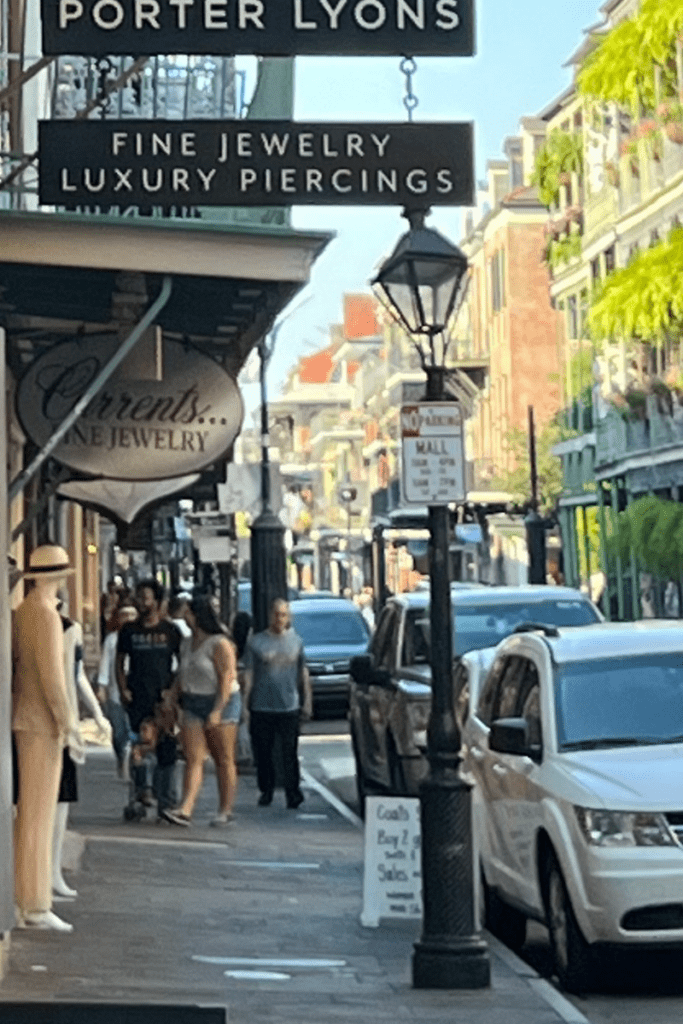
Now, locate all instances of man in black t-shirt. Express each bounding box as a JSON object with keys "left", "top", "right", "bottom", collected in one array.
[{"left": 116, "top": 579, "right": 180, "bottom": 803}]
